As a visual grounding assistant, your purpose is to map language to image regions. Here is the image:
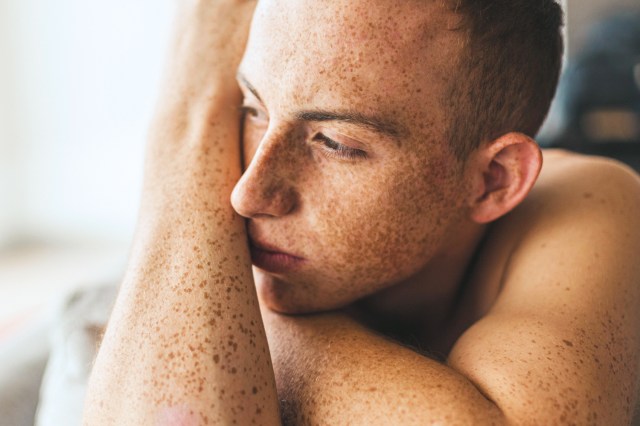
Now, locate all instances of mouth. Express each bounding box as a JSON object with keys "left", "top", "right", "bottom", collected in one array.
[{"left": 248, "top": 237, "right": 306, "bottom": 274}]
